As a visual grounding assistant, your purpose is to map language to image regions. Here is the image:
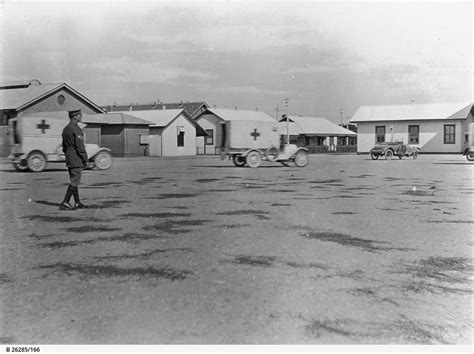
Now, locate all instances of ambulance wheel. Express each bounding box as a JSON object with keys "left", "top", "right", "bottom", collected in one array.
[
  {"left": 232, "top": 155, "right": 246, "bottom": 167},
  {"left": 13, "top": 161, "right": 28, "bottom": 172},
  {"left": 466, "top": 152, "right": 474, "bottom": 161},
  {"left": 27, "top": 151, "right": 47, "bottom": 172},
  {"left": 94, "top": 151, "right": 112, "bottom": 170},
  {"left": 246, "top": 151, "right": 262, "bottom": 168},
  {"left": 294, "top": 150, "right": 309, "bottom": 167}
]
